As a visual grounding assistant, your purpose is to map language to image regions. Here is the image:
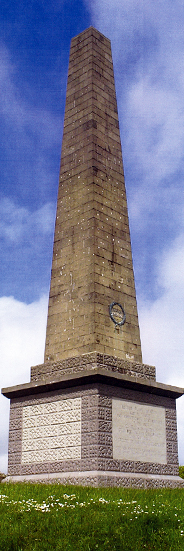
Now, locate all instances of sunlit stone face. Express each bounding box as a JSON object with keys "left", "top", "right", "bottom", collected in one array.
[
  {"left": 112, "top": 399, "right": 167, "bottom": 464},
  {"left": 21, "top": 397, "right": 81, "bottom": 463}
]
